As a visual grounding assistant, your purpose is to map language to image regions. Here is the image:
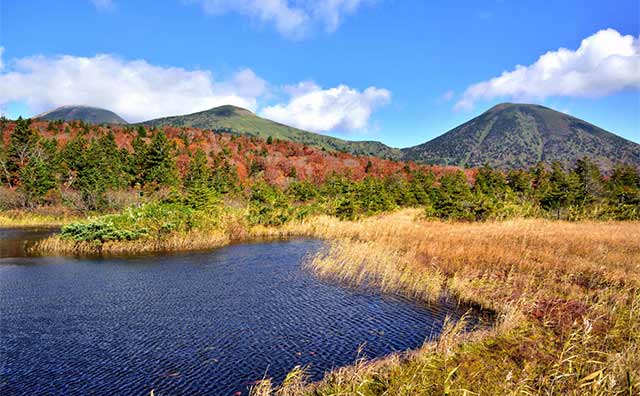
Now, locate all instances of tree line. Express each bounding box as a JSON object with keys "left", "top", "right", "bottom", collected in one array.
[{"left": 1, "top": 117, "right": 638, "bottom": 222}]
